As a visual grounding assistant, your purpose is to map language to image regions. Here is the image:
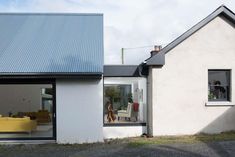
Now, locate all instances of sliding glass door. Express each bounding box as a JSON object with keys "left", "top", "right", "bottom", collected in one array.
[{"left": 0, "top": 79, "right": 56, "bottom": 140}]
